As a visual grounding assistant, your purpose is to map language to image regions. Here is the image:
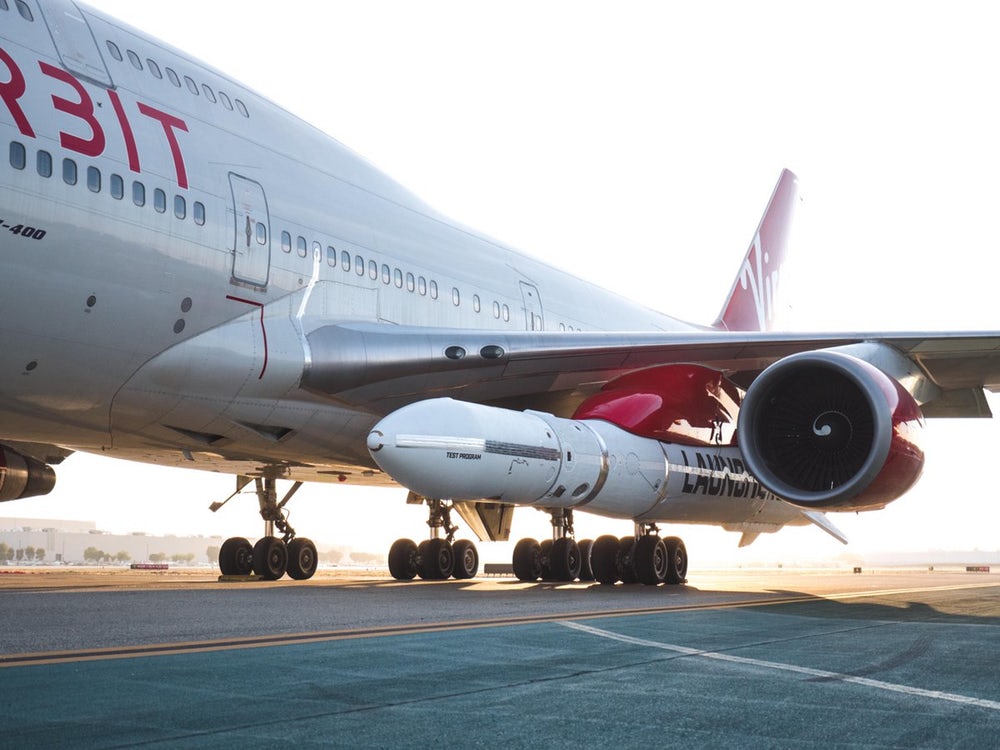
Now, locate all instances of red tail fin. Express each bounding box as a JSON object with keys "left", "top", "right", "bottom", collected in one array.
[{"left": 712, "top": 169, "right": 799, "bottom": 332}]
